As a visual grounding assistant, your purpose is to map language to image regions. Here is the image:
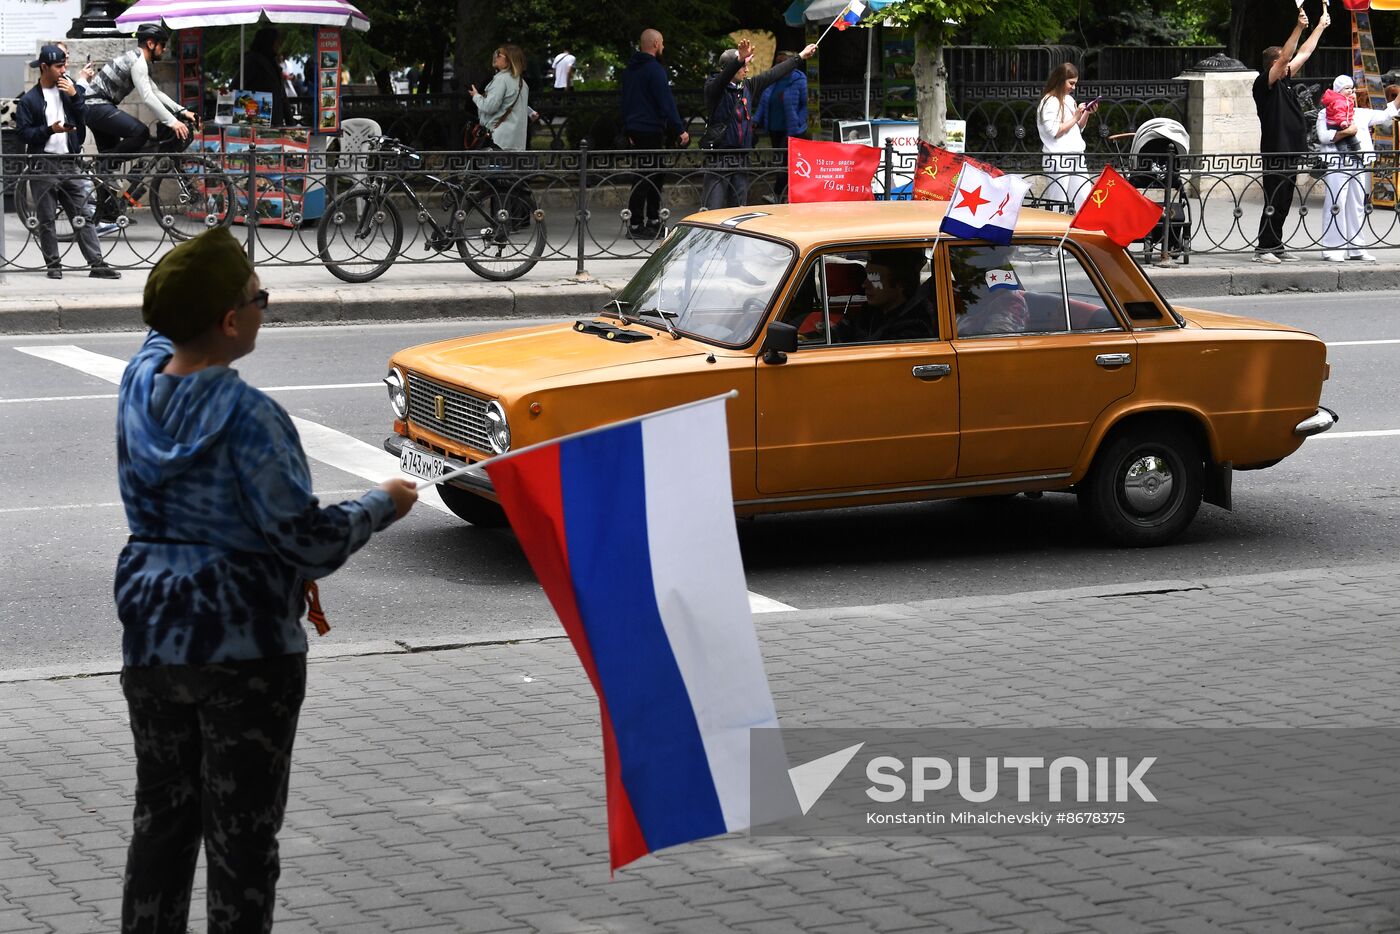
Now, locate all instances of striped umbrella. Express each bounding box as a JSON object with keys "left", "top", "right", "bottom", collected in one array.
[{"left": 115, "top": 0, "right": 371, "bottom": 33}]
